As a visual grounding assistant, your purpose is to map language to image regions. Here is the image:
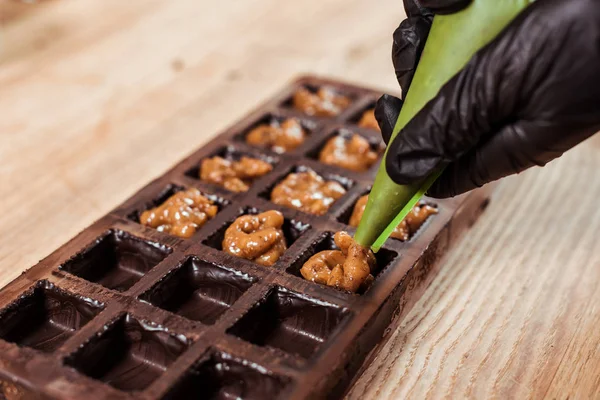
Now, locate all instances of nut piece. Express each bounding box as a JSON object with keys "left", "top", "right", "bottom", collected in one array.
[
  {"left": 200, "top": 156, "right": 273, "bottom": 192},
  {"left": 223, "top": 210, "right": 287, "bottom": 267},
  {"left": 318, "top": 133, "right": 379, "bottom": 172},
  {"left": 300, "top": 231, "right": 375, "bottom": 293},
  {"left": 246, "top": 118, "right": 306, "bottom": 153},
  {"left": 292, "top": 87, "right": 351, "bottom": 117},
  {"left": 139, "top": 188, "right": 218, "bottom": 238},
  {"left": 270, "top": 170, "right": 346, "bottom": 216},
  {"left": 358, "top": 108, "right": 379, "bottom": 131},
  {"left": 349, "top": 195, "right": 438, "bottom": 241}
]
